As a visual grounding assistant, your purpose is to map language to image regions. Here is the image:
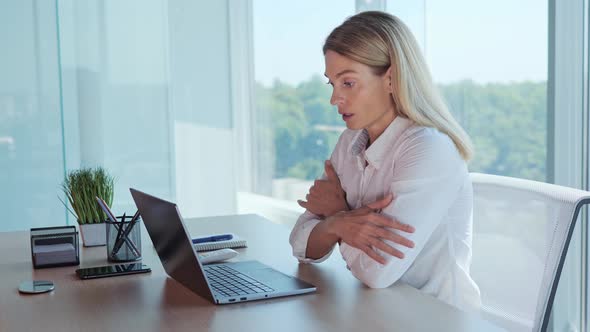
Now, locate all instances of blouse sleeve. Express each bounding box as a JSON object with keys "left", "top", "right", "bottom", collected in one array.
[
  {"left": 289, "top": 210, "right": 334, "bottom": 263},
  {"left": 339, "top": 129, "right": 468, "bottom": 288},
  {"left": 289, "top": 131, "right": 349, "bottom": 263}
]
